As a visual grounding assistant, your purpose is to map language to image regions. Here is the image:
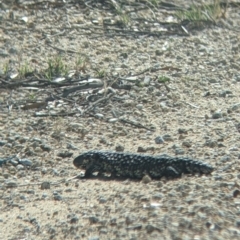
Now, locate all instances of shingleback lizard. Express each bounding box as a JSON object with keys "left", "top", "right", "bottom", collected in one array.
[{"left": 73, "top": 150, "right": 214, "bottom": 179}]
